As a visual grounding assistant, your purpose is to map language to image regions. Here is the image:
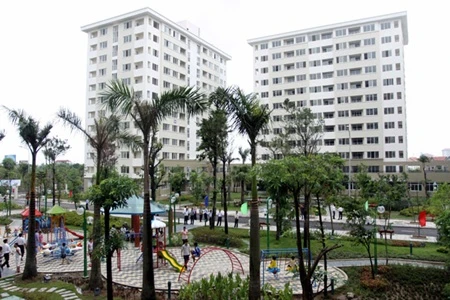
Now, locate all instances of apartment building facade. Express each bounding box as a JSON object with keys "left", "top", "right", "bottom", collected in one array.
[
  {"left": 81, "top": 8, "right": 231, "bottom": 187},
  {"left": 248, "top": 12, "right": 408, "bottom": 174}
]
